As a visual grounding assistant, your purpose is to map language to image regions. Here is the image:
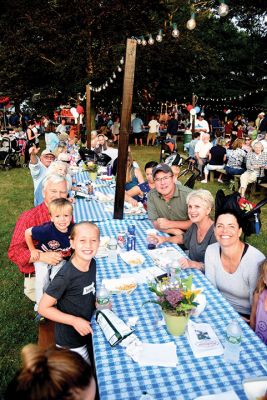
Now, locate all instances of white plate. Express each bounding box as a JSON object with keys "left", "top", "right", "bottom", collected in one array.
[
  {"left": 102, "top": 278, "right": 137, "bottom": 294},
  {"left": 120, "top": 250, "right": 145, "bottom": 266},
  {"left": 243, "top": 376, "right": 267, "bottom": 400}
]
